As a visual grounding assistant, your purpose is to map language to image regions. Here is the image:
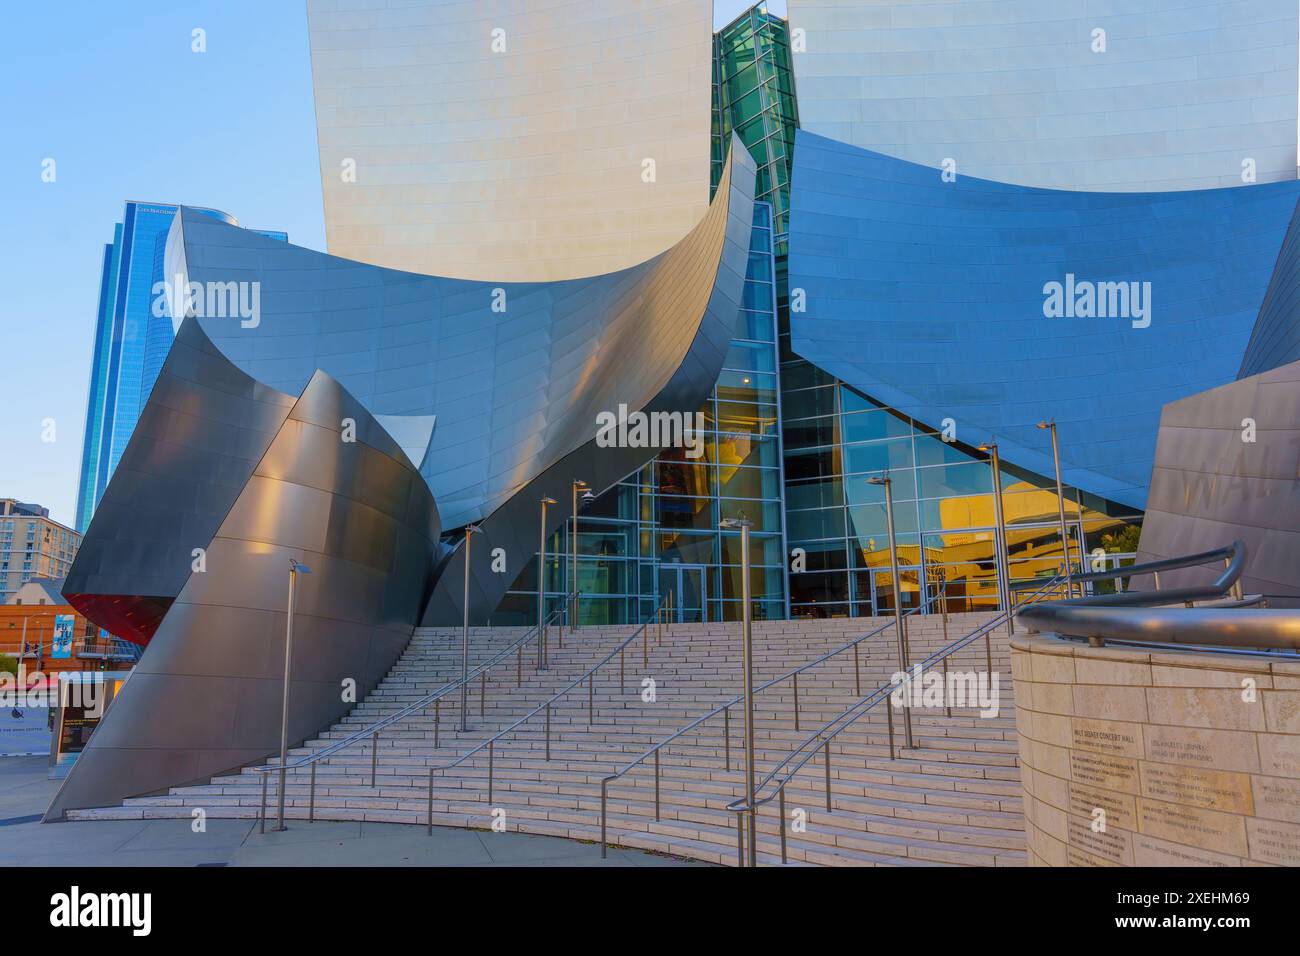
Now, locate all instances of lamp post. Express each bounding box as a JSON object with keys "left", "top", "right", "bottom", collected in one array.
[
  {"left": 538, "top": 497, "right": 557, "bottom": 670},
  {"left": 460, "top": 524, "right": 481, "bottom": 732},
  {"left": 1037, "top": 420, "right": 1073, "bottom": 595},
  {"left": 979, "top": 442, "right": 1013, "bottom": 635},
  {"left": 275, "top": 557, "right": 311, "bottom": 832},
  {"left": 720, "top": 515, "right": 756, "bottom": 867},
  {"left": 571, "top": 480, "right": 593, "bottom": 629},
  {"left": 868, "top": 476, "right": 913, "bottom": 750}
]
